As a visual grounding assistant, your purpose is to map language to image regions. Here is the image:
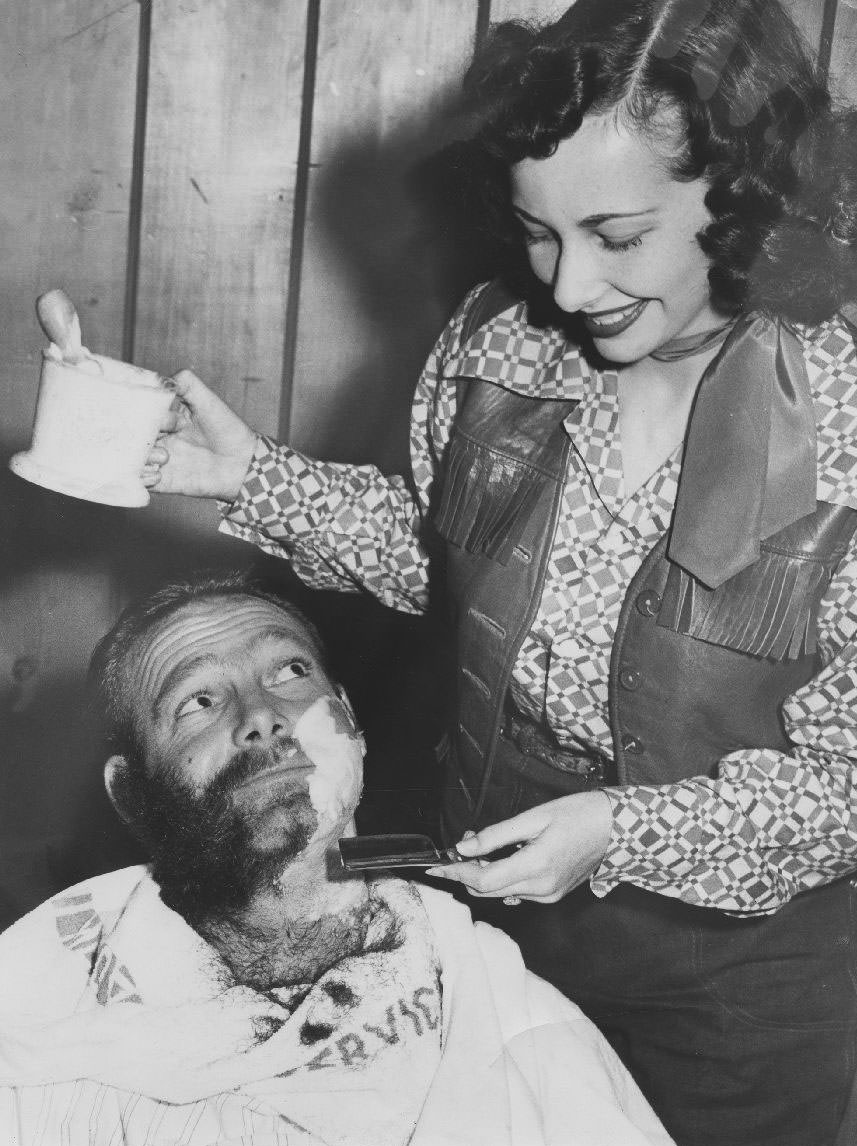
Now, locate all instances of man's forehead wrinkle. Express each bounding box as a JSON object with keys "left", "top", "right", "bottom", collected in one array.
[{"left": 131, "top": 600, "right": 319, "bottom": 706}]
